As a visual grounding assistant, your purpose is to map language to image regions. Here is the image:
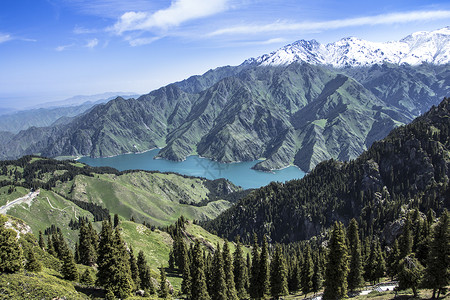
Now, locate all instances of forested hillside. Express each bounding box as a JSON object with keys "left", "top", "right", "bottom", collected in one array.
[{"left": 204, "top": 97, "right": 450, "bottom": 243}]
